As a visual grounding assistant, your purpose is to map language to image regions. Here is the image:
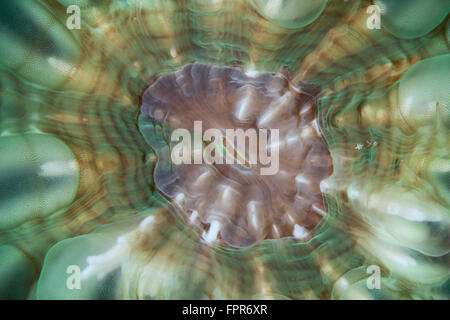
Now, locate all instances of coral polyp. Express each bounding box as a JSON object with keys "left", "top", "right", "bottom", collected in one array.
[{"left": 0, "top": 0, "right": 448, "bottom": 300}]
